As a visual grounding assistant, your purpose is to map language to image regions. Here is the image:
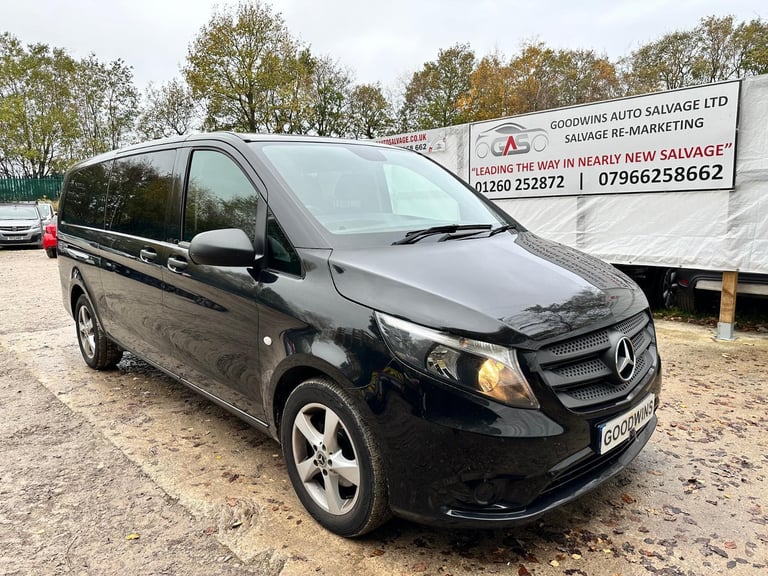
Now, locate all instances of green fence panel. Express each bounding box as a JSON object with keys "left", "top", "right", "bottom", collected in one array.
[{"left": 0, "top": 177, "right": 64, "bottom": 202}]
